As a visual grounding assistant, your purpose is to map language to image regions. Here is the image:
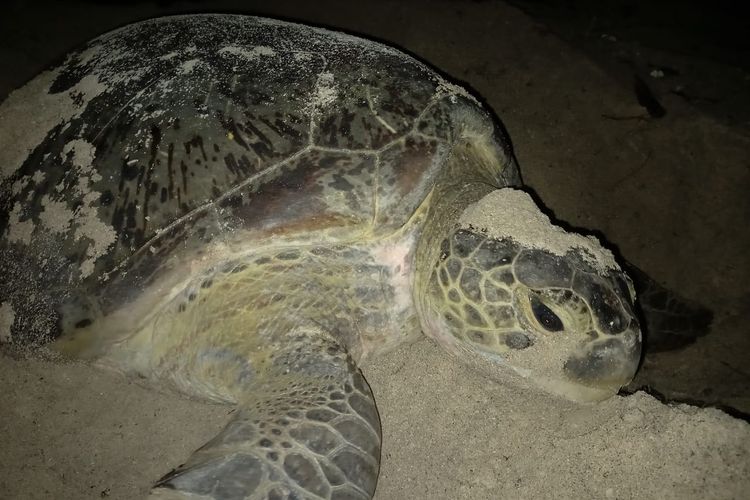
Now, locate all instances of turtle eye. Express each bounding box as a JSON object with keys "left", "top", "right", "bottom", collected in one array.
[{"left": 530, "top": 294, "right": 564, "bottom": 332}]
